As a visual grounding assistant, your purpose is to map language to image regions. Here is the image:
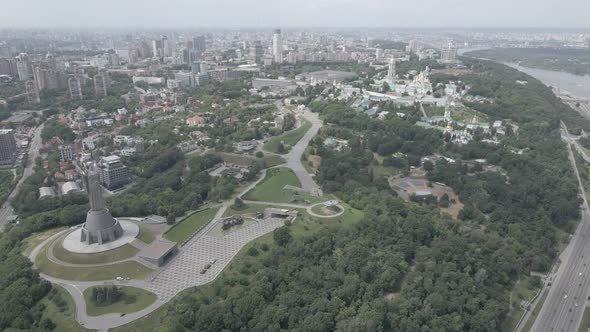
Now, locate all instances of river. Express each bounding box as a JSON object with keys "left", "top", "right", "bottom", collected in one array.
[{"left": 459, "top": 48, "right": 590, "bottom": 100}]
